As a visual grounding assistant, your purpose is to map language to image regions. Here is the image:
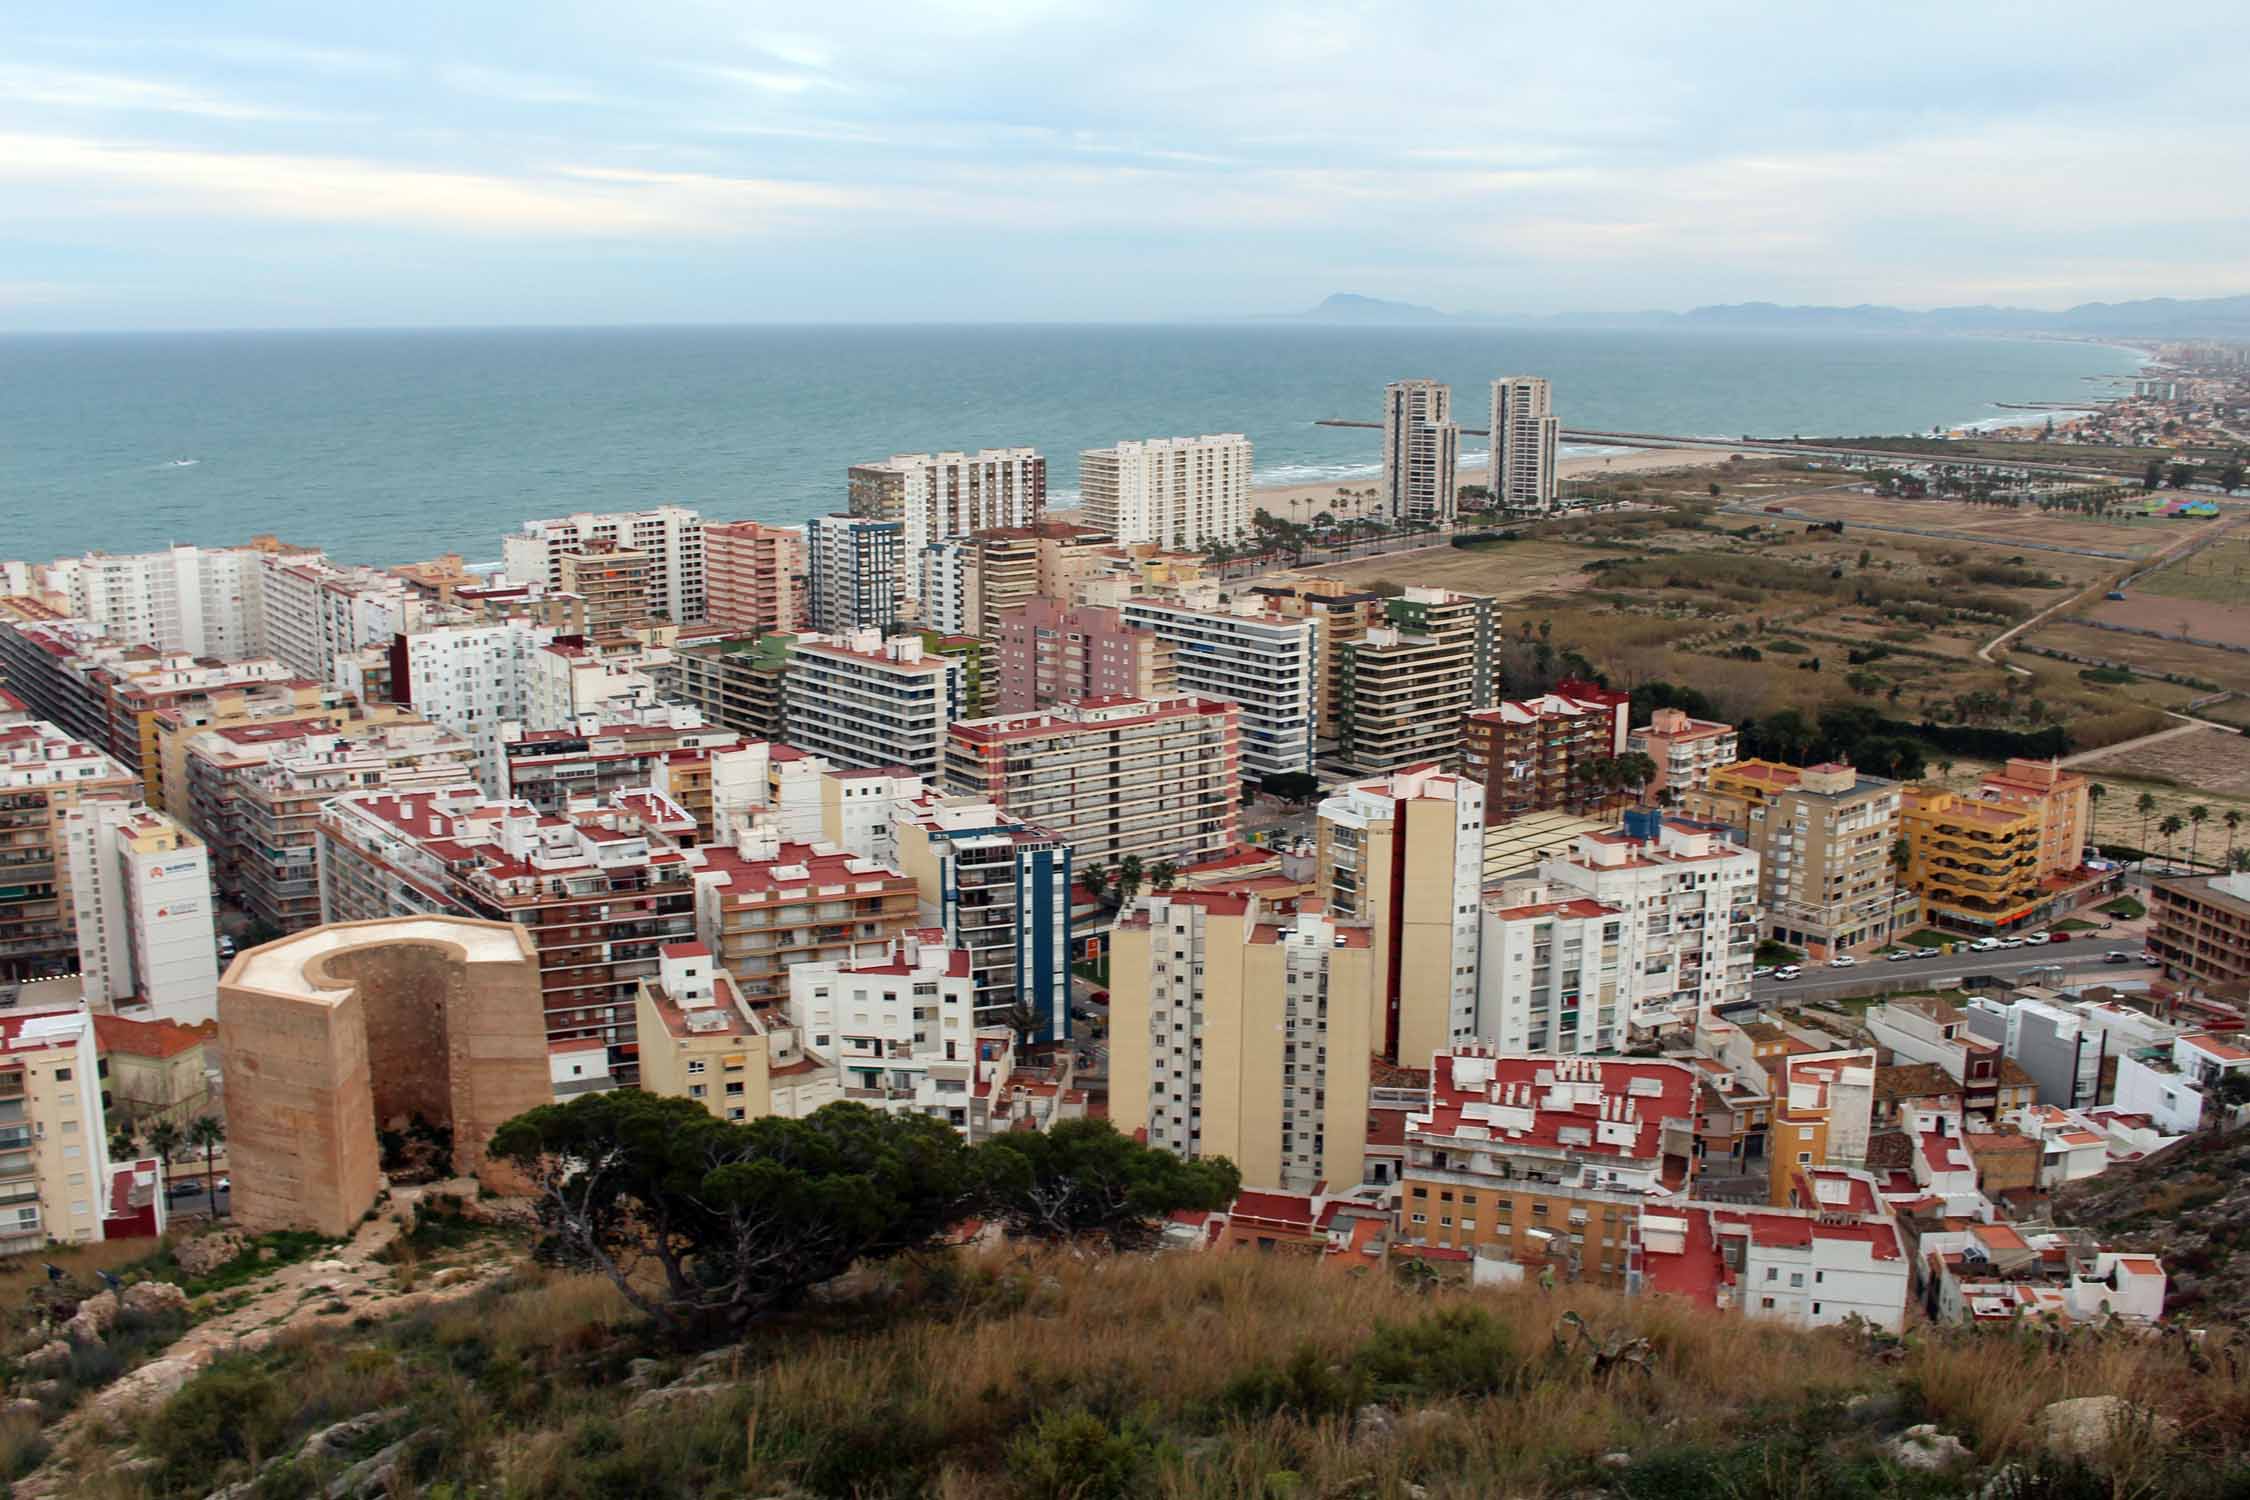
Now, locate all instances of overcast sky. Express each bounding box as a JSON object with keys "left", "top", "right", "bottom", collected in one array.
[{"left": 6, "top": 0, "right": 2246, "bottom": 330}]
